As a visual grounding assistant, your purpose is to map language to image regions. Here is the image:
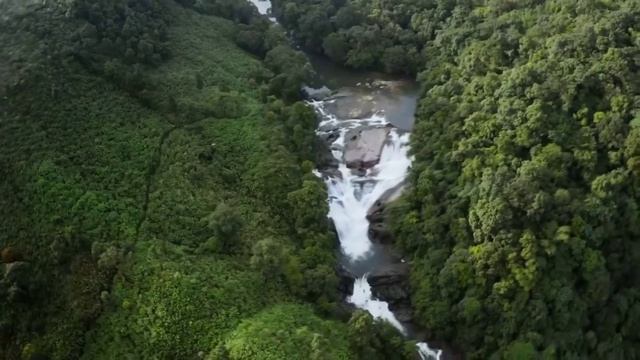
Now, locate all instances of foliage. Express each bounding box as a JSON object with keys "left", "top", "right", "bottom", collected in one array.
[
  {"left": 0, "top": 1, "right": 342, "bottom": 359},
  {"left": 264, "top": 45, "right": 313, "bottom": 101},
  {"left": 0, "top": 44, "right": 167, "bottom": 357},
  {"left": 384, "top": 0, "right": 640, "bottom": 358},
  {"left": 221, "top": 304, "right": 353, "bottom": 360},
  {"left": 270, "top": 0, "right": 425, "bottom": 74},
  {"left": 71, "top": 0, "right": 170, "bottom": 92},
  {"left": 347, "top": 311, "right": 415, "bottom": 360},
  {"left": 81, "top": 255, "right": 281, "bottom": 359}
]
